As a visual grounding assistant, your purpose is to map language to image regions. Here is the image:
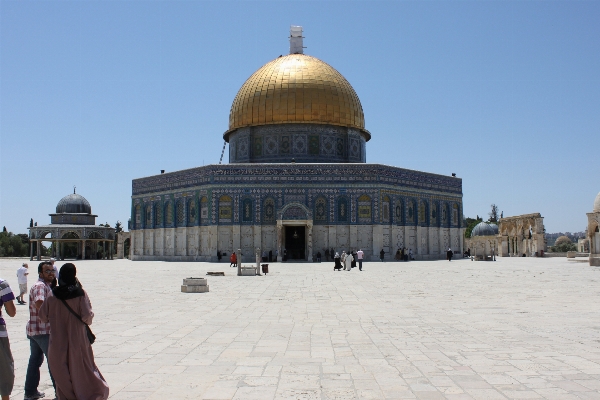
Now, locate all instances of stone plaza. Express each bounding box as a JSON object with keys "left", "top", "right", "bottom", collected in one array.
[{"left": 2, "top": 257, "right": 600, "bottom": 399}]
